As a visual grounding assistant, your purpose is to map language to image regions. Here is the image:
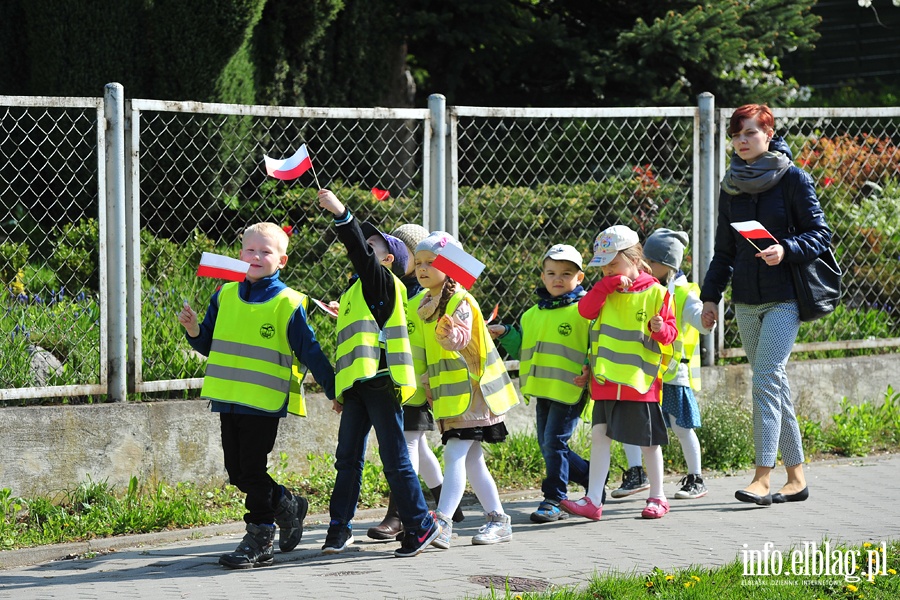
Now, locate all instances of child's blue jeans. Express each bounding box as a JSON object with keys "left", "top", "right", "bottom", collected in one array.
[
  {"left": 535, "top": 396, "right": 589, "bottom": 503},
  {"left": 330, "top": 374, "right": 432, "bottom": 531}
]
